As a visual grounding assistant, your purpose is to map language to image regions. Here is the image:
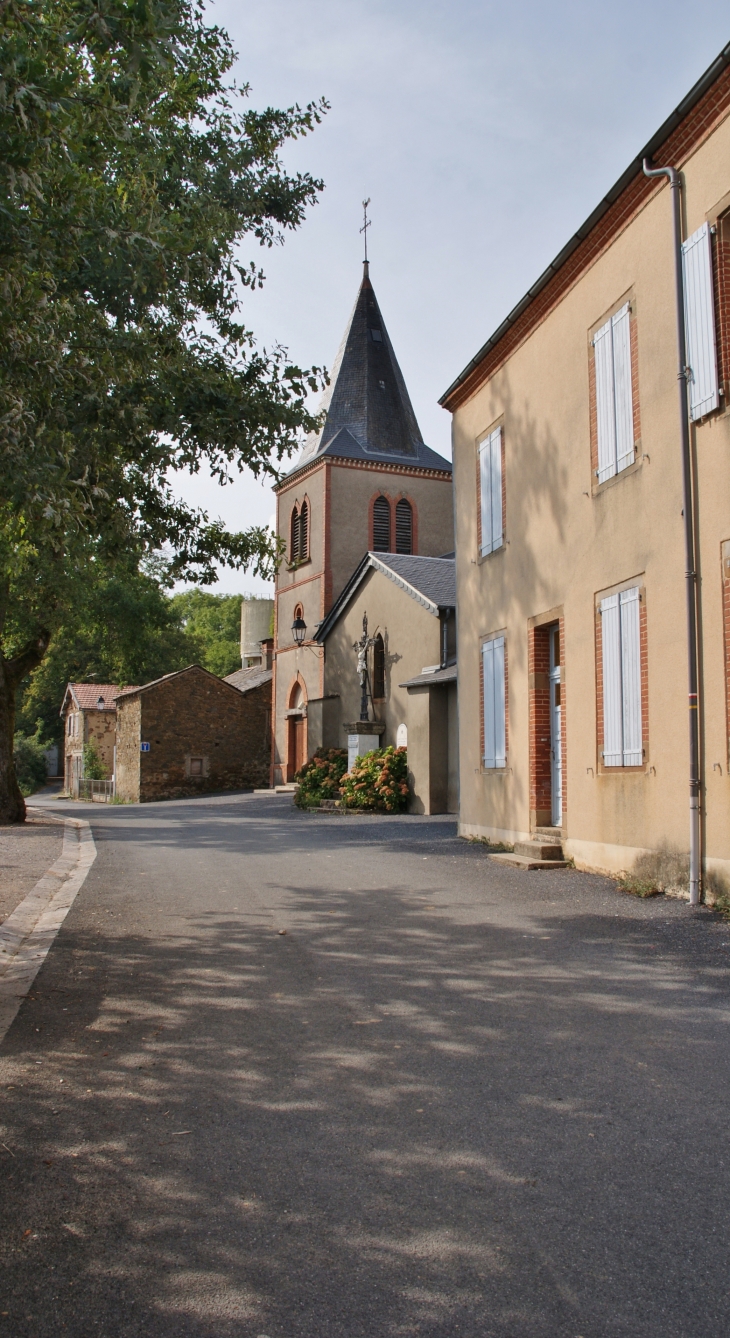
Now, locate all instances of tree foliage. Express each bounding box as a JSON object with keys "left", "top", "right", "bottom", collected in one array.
[
  {"left": 168, "top": 587, "right": 244, "bottom": 678},
  {"left": 0, "top": 0, "right": 327, "bottom": 819}
]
